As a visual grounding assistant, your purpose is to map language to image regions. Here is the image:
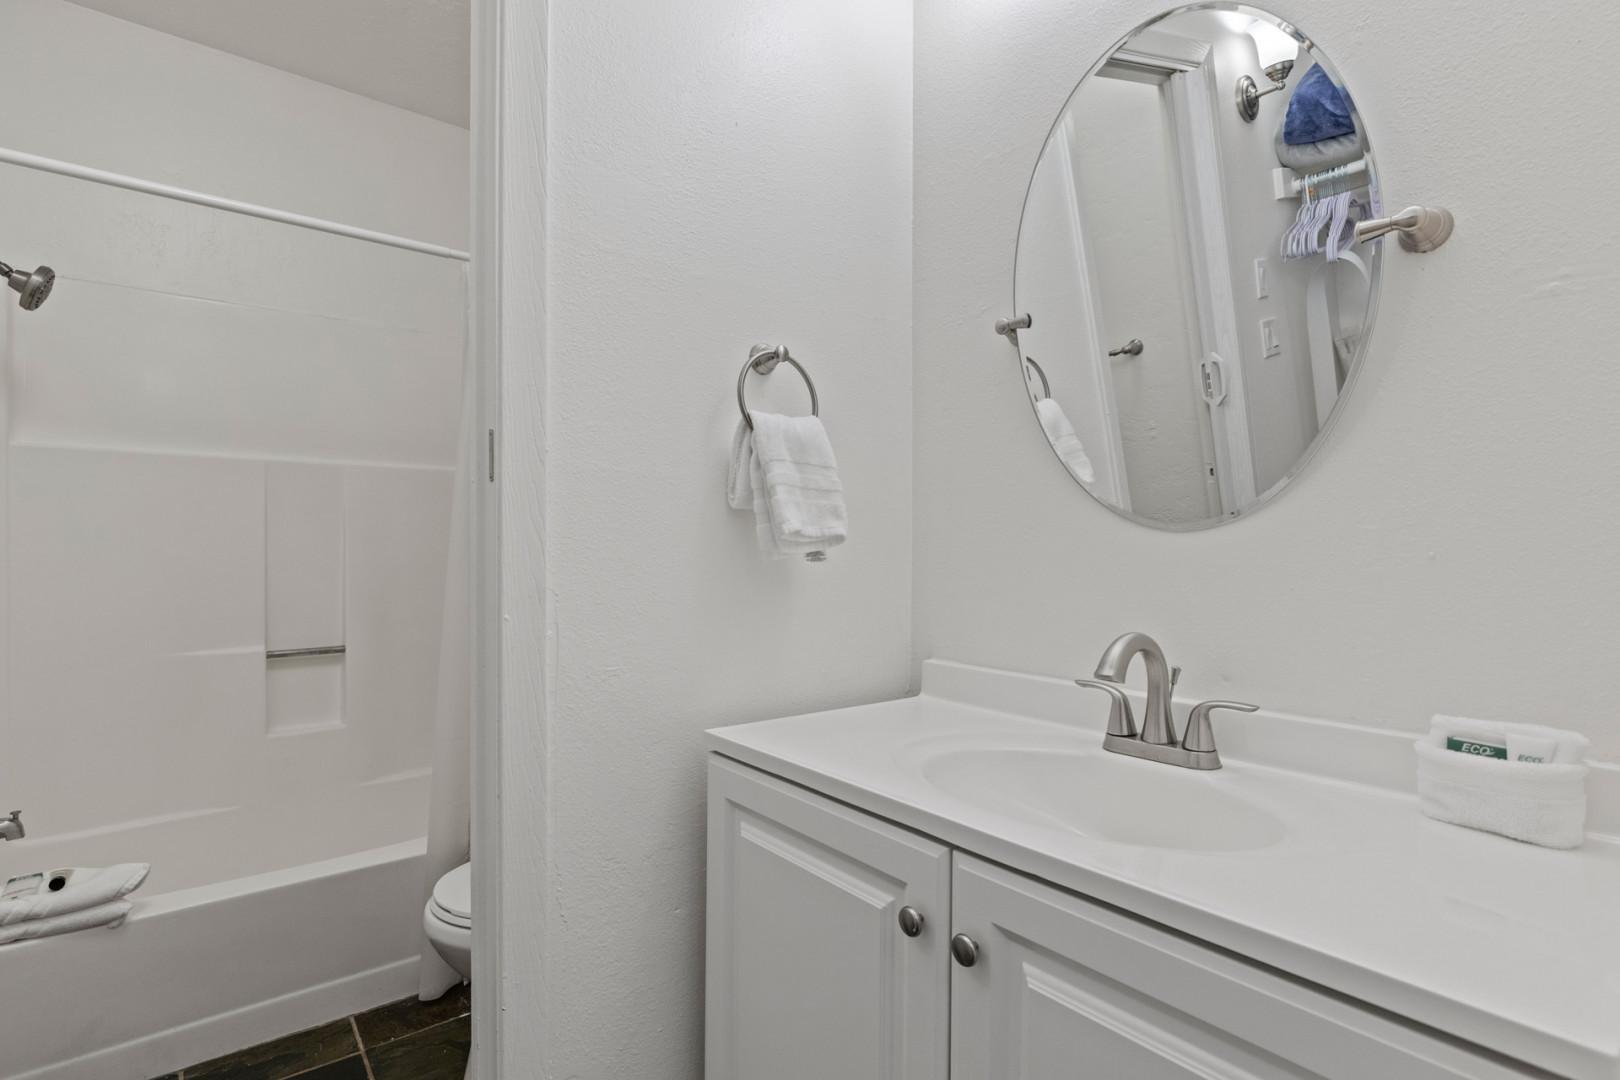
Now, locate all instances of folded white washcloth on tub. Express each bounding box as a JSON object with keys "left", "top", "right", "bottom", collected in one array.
[
  {"left": 729, "top": 413, "right": 847, "bottom": 561},
  {"left": 0, "top": 863, "right": 150, "bottom": 925},
  {"left": 1034, "top": 398, "right": 1095, "bottom": 485},
  {"left": 0, "top": 899, "right": 133, "bottom": 945}
]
